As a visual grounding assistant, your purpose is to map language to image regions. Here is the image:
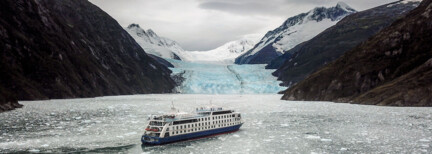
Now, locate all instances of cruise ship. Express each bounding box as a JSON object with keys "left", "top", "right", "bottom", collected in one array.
[{"left": 141, "top": 105, "right": 243, "bottom": 145}]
